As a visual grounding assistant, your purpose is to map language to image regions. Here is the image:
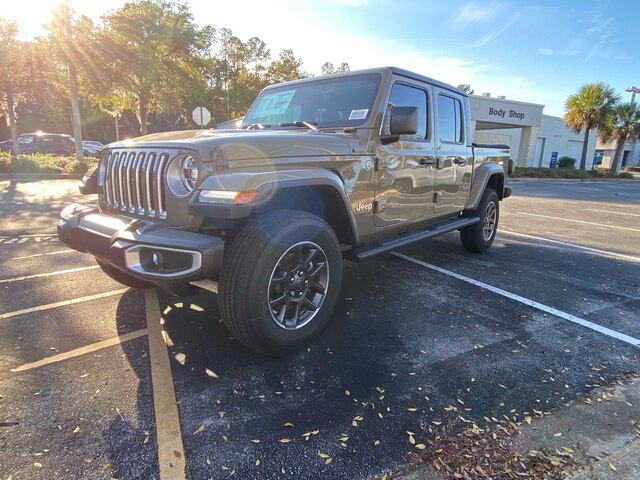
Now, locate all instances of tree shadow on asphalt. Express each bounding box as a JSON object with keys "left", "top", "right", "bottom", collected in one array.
[{"left": 0, "top": 179, "right": 96, "bottom": 235}]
